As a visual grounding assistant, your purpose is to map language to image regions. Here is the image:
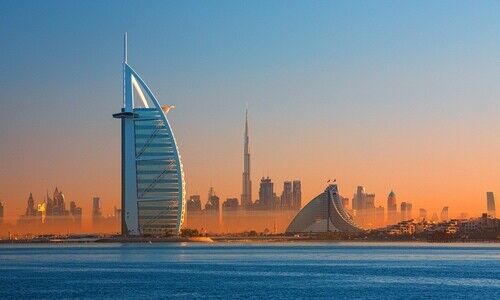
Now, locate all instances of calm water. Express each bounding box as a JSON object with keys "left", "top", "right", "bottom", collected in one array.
[{"left": 0, "top": 242, "right": 499, "bottom": 299}]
